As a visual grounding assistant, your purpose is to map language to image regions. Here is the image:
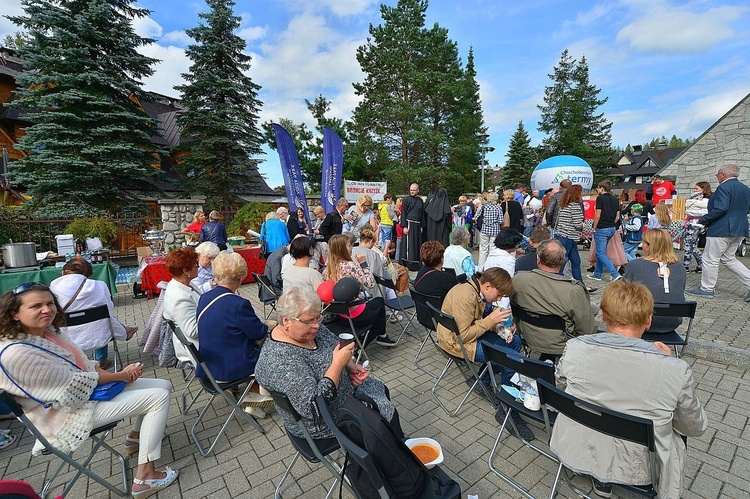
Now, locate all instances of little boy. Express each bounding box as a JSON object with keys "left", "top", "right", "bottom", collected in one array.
[{"left": 622, "top": 203, "right": 644, "bottom": 261}]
